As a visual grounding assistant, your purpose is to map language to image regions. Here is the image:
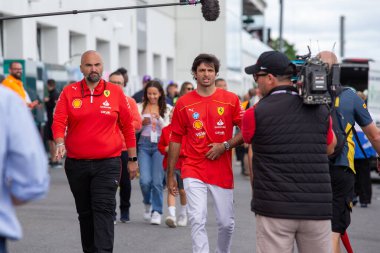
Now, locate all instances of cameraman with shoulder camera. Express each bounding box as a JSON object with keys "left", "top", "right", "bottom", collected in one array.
[
  {"left": 242, "top": 51, "right": 337, "bottom": 253},
  {"left": 317, "top": 51, "right": 380, "bottom": 253}
]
